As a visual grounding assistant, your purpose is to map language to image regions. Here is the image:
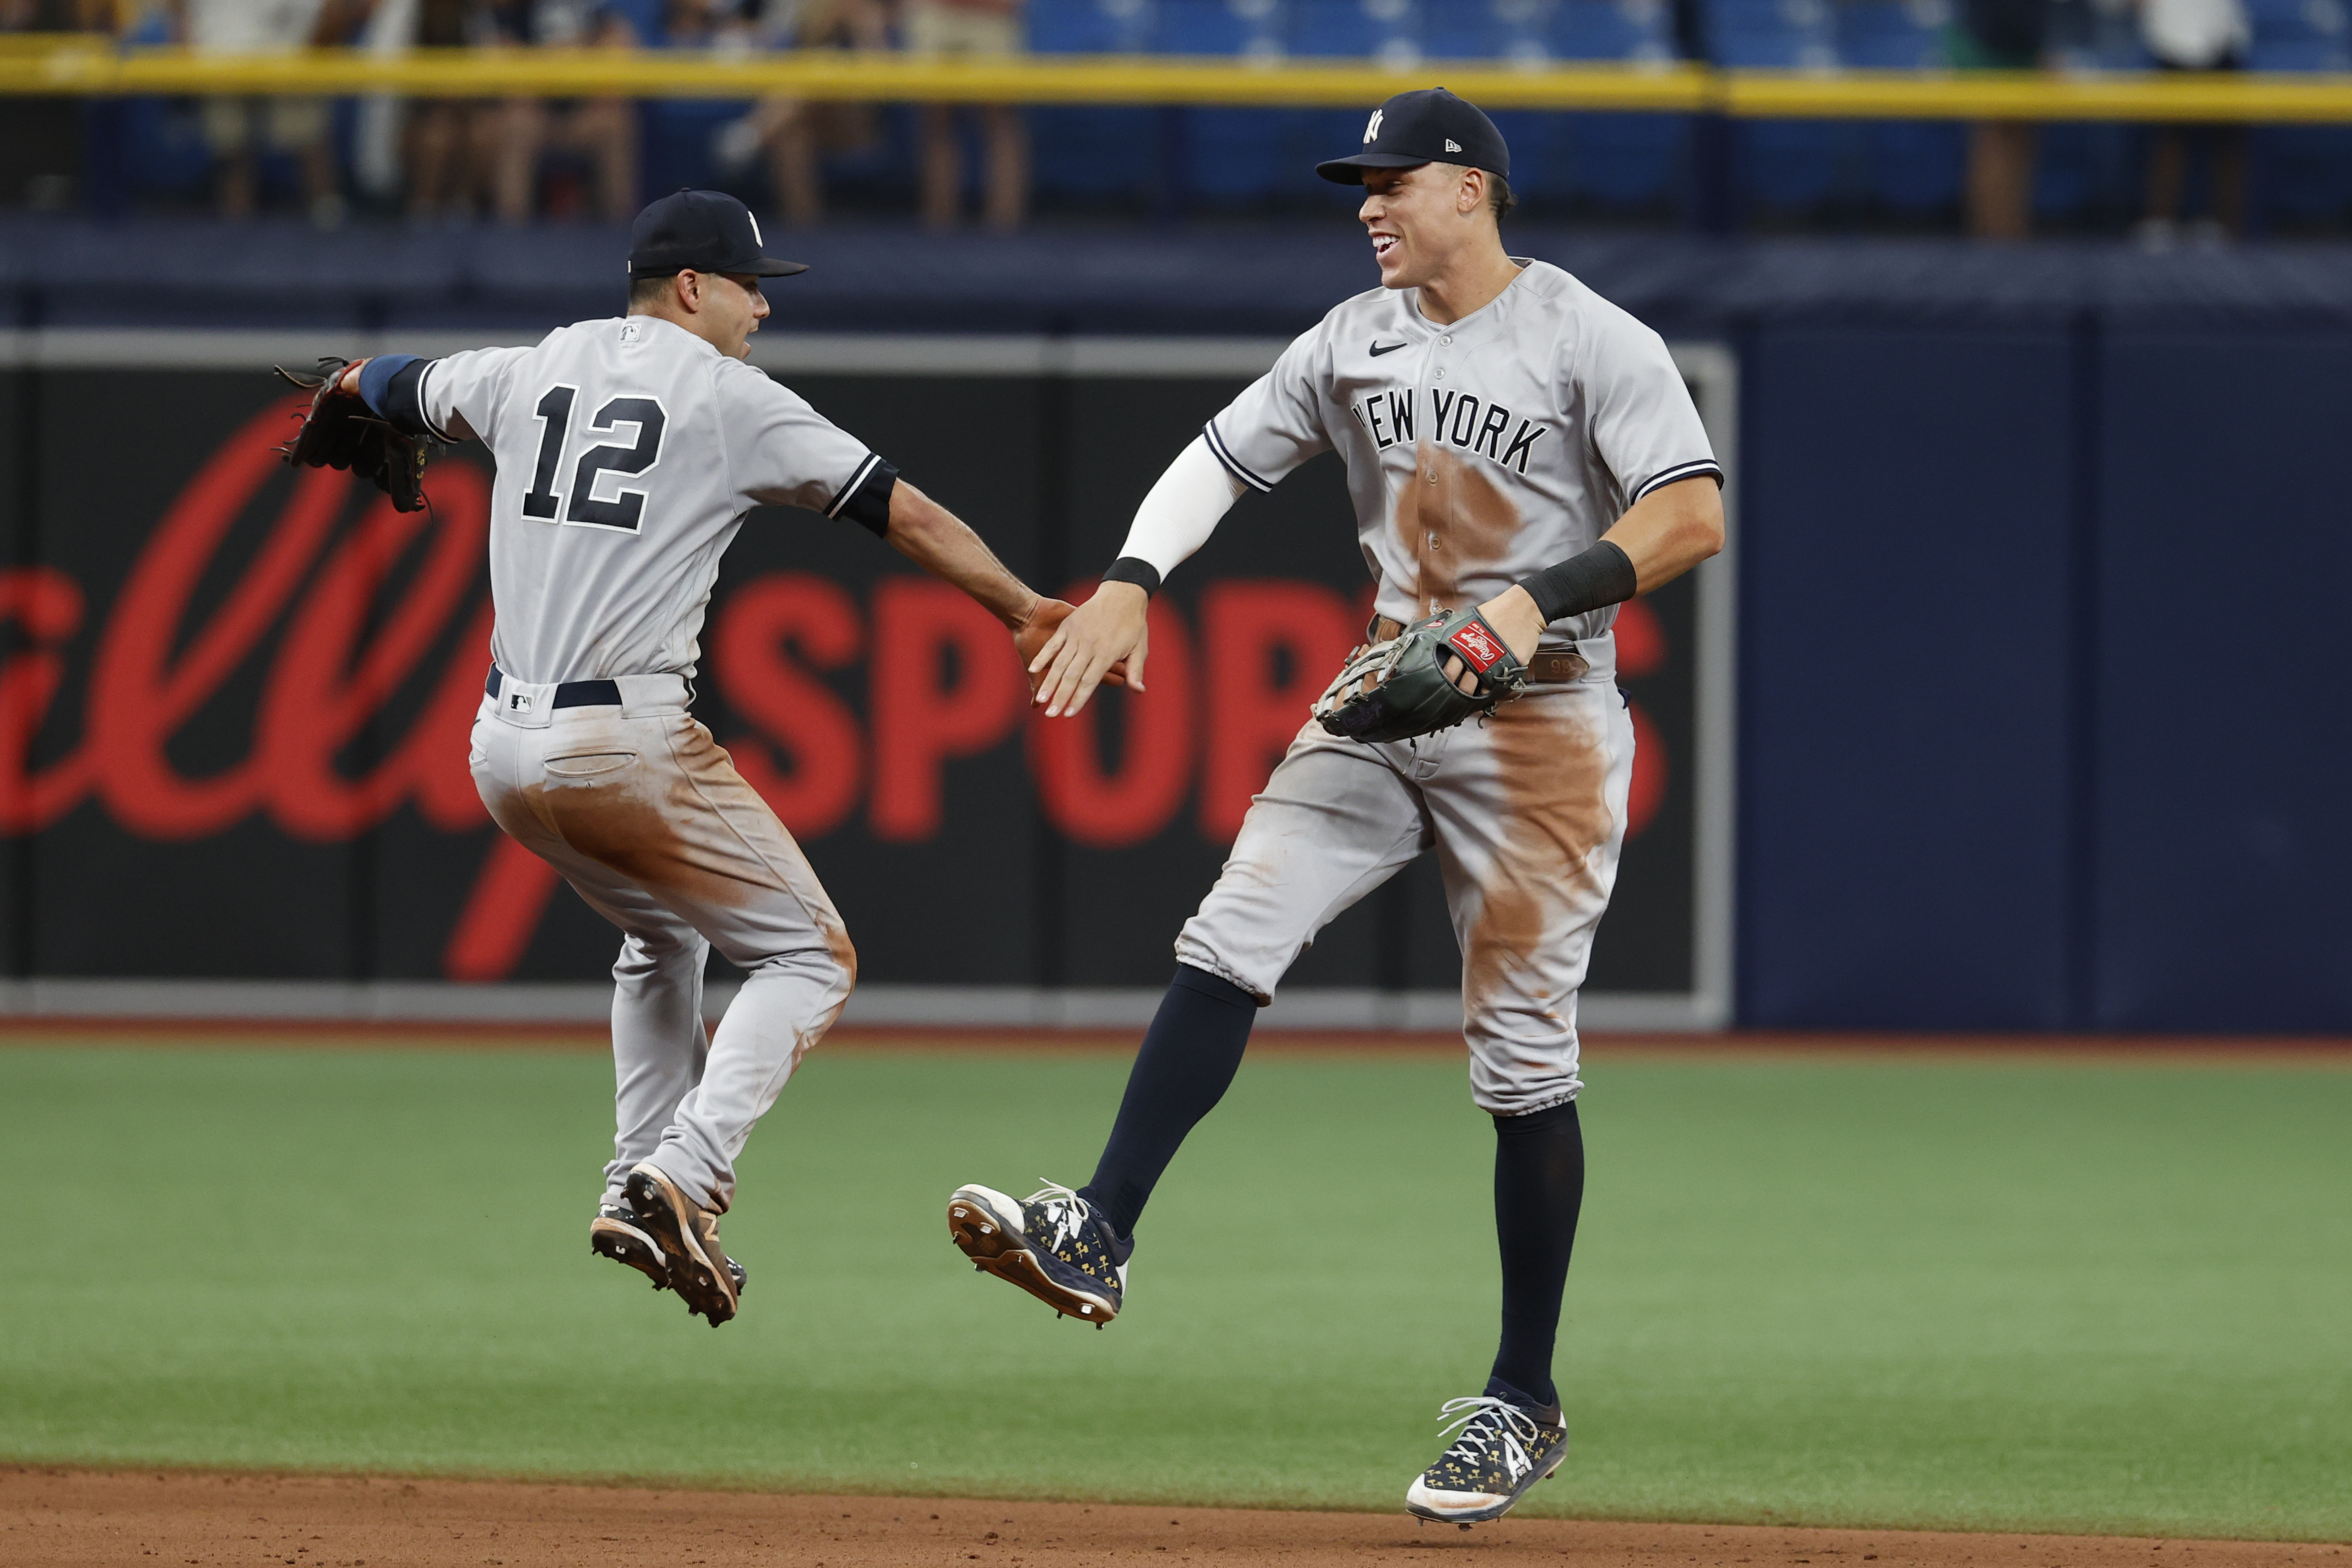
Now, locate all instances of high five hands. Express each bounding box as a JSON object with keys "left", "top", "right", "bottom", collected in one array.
[{"left": 1019, "top": 582, "right": 1148, "bottom": 716}]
